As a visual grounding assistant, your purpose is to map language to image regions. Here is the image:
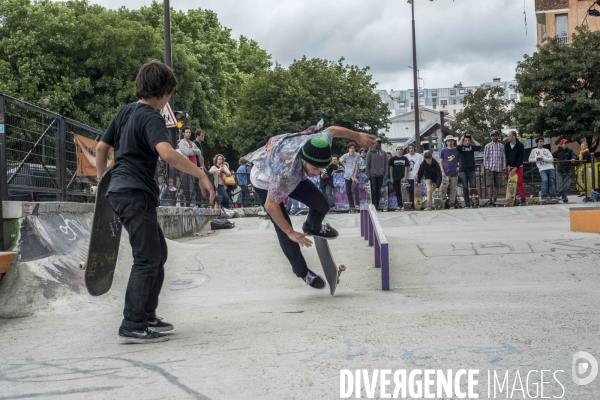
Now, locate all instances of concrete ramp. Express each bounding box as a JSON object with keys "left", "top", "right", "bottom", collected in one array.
[{"left": 0, "top": 202, "right": 218, "bottom": 318}]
